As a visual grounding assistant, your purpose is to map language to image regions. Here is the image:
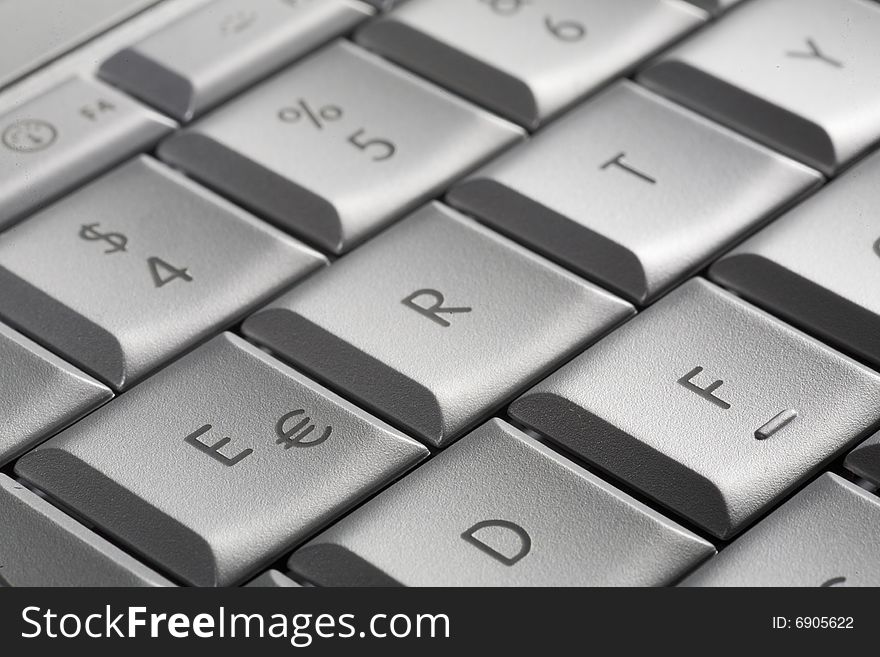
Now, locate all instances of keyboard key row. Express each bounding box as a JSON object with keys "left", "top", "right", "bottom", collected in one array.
[
  {"left": 288, "top": 419, "right": 715, "bottom": 586},
  {"left": 640, "top": 0, "right": 880, "bottom": 175},
  {"left": 0, "top": 321, "right": 111, "bottom": 466},
  {"left": 448, "top": 80, "right": 821, "bottom": 305},
  {"left": 0, "top": 474, "right": 172, "bottom": 587},
  {"left": 243, "top": 201, "right": 634, "bottom": 447},
  {"left": 0, "top": 155, "right": 325, "bottom": 390},
  {"left": 357, "top": 0, "right": 707, "bottom": 129},
  {"left": 0, "top": 76, "right": 174, "bottom": 230},
  {"left": 159, "top": 40, "right": 524, "bottom": 254},
  {"left": 510, "top": 278, "right": 880, "bottom": 539},
  {"left": 15, "top": 332, "right": 428, "bottom": 587},
  {"left": 99, "top": 0, "right": 373, "bottom": 122}
]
